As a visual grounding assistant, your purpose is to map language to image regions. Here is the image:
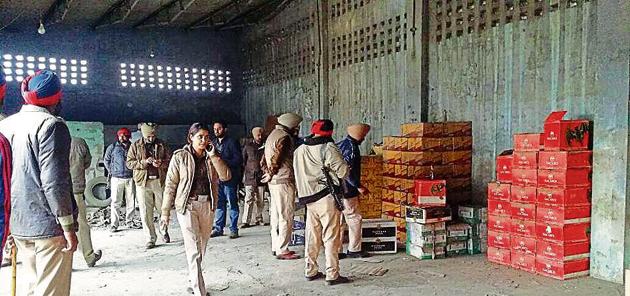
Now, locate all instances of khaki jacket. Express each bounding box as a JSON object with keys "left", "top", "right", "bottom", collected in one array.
[
  {"left": 69, "top": 137, "right": 92, "bottom": 193},
  {"left": 162, "top": 145, "right": 231, "bottom": 217},
  {"left": 126, "top": 138, "right": 171, "bottom": 187},
  {"left": 262, "top": 125, "right": 295, "bottom": 185},
  {"left": 293, "top": 141, "right": 349, "bottom": 198}
]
